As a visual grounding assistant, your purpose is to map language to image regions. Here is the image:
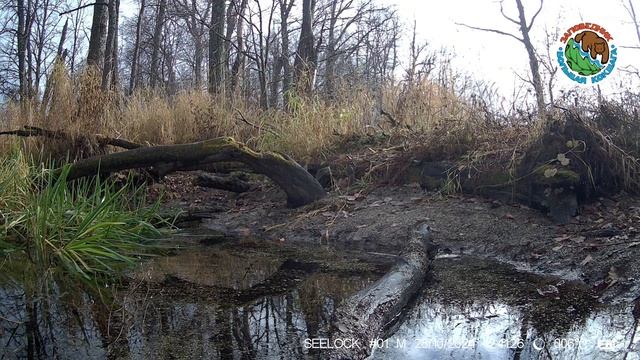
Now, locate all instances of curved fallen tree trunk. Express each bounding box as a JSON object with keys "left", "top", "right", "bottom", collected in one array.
[
  {"left": 59, "top": 137, "right": 326, "bottom": 207},
  {"left": 0, "top": 125, "right": 142, "bottom": 150},
  {"left": 328, "top": 222, "right": 436, "bottom": 360}
]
